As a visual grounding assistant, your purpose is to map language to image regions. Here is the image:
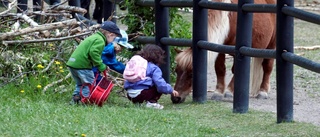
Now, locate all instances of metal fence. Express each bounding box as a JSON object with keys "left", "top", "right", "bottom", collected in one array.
[{"left": 135, "top": 0, "right": 320, "bottom": 123}]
